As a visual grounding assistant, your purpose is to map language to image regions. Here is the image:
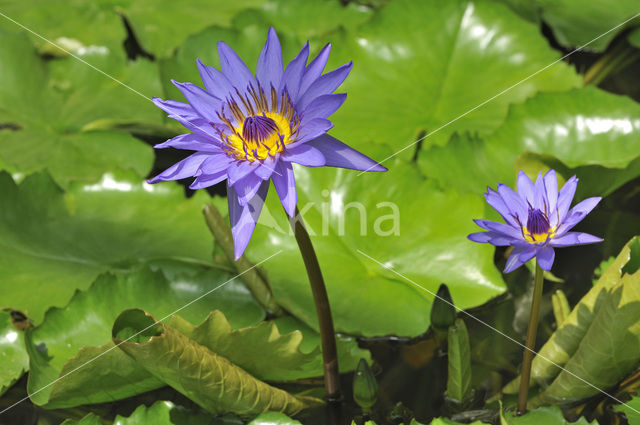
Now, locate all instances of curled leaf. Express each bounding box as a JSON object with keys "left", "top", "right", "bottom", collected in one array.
[{"left": 113, "top": 309, "right": 322, "bottom": 417}]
